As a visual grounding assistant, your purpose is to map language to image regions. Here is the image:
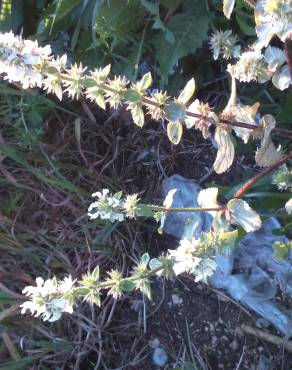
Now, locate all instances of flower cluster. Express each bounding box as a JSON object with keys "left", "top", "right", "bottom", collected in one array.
[
  {"left": 88, "top": 189, "right": 124, "bottom": 222},
  {"left": 0, "top": 31, "right": 51, "bottom": 89},
  {"left": 231, "top": 46, "right": 291, "bottom": 90},
  {"left": 272, "top": 165, "right": 292, "bottom": 191},
  {"left": 209, "top": 30, "right": 241, "bottom": 60},
  {"left": 255, "top": 0, "right": 292, "bottom": 48},
  {"left": 21, "top": 276, "right": 75, "bottom": 322}
]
